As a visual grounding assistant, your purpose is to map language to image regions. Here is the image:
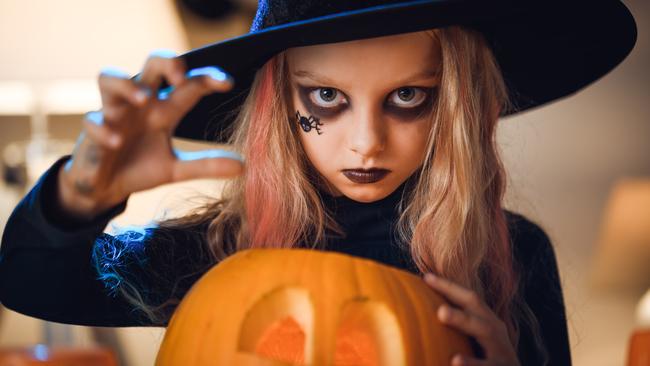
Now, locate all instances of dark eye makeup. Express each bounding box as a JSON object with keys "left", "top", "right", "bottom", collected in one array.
[{"left": 296, "top": 84, "right": 438, "bottom": 121}]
